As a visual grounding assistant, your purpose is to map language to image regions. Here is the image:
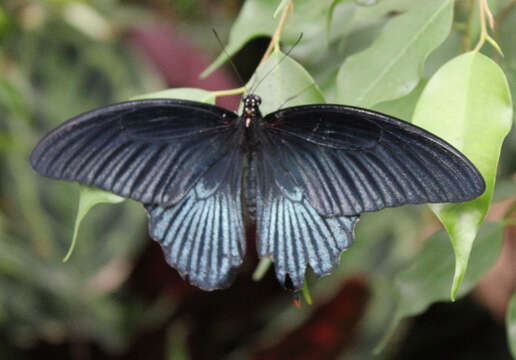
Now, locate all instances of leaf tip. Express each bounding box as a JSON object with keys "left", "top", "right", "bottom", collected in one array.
[
  {"left": 302, "top": 279, "right": 312, "bottom": 305},
  {"left": 486, "top": 36, "right": 504, "bottom": 58},
  {"left": 62, "top": 231, "right": 78, "bottom": 263},
  {"left": 199, "top": 68, "right": 211, "bottom": 79},
  {"left": 450, "top": 258, "right": 467, "bottom": 301}
]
